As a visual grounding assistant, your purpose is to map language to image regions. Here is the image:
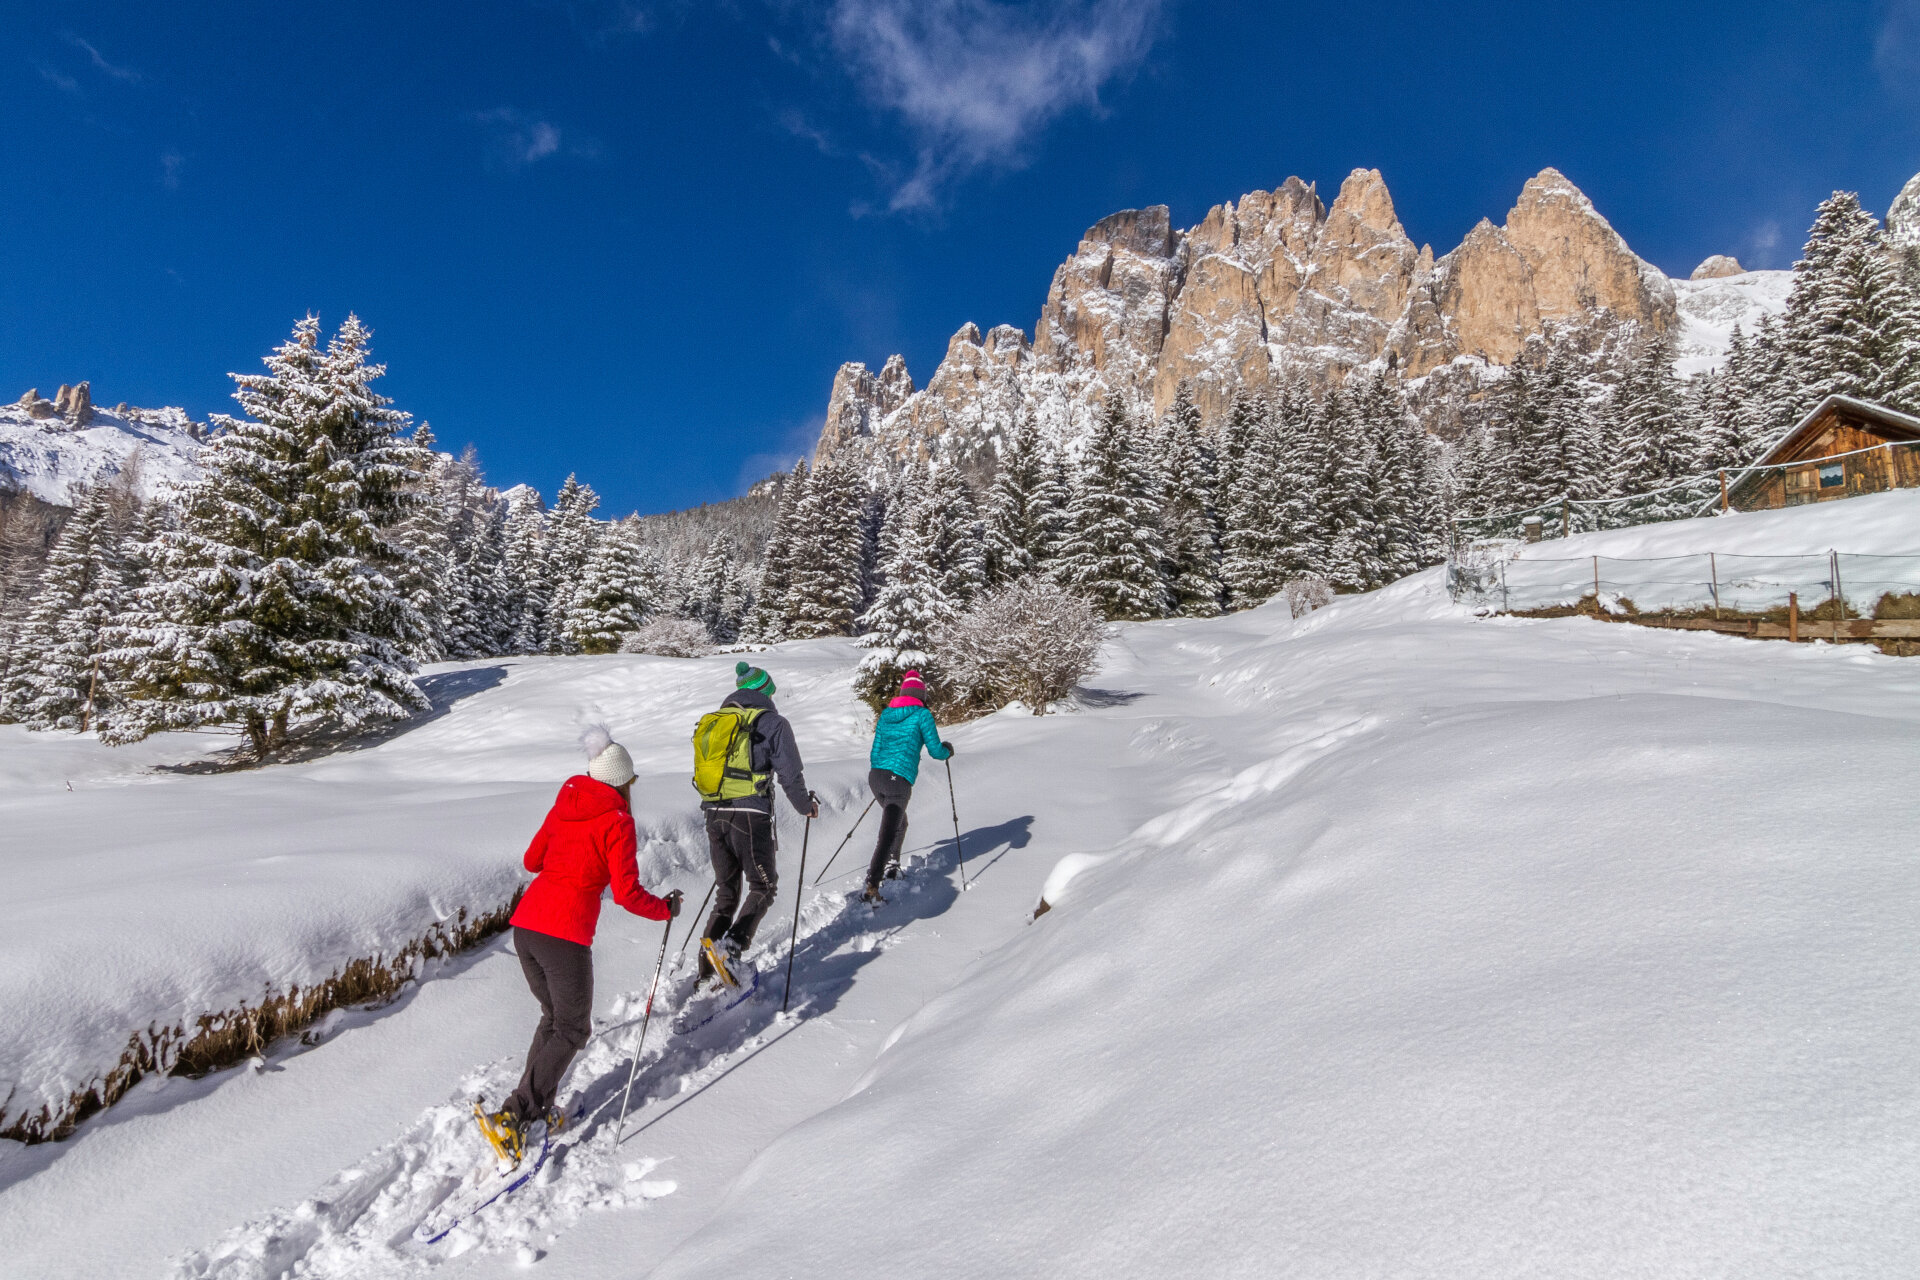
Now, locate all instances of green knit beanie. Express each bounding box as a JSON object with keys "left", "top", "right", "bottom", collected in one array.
[{"left": 735, "top": 660, "right": 774, "bottom": 695}]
